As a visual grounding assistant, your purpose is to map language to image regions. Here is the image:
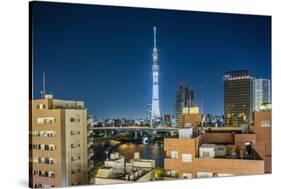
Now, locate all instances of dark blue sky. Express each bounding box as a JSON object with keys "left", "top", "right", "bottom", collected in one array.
[{"left": 32, "top": 2, "right": 271, "bottom": 119}]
